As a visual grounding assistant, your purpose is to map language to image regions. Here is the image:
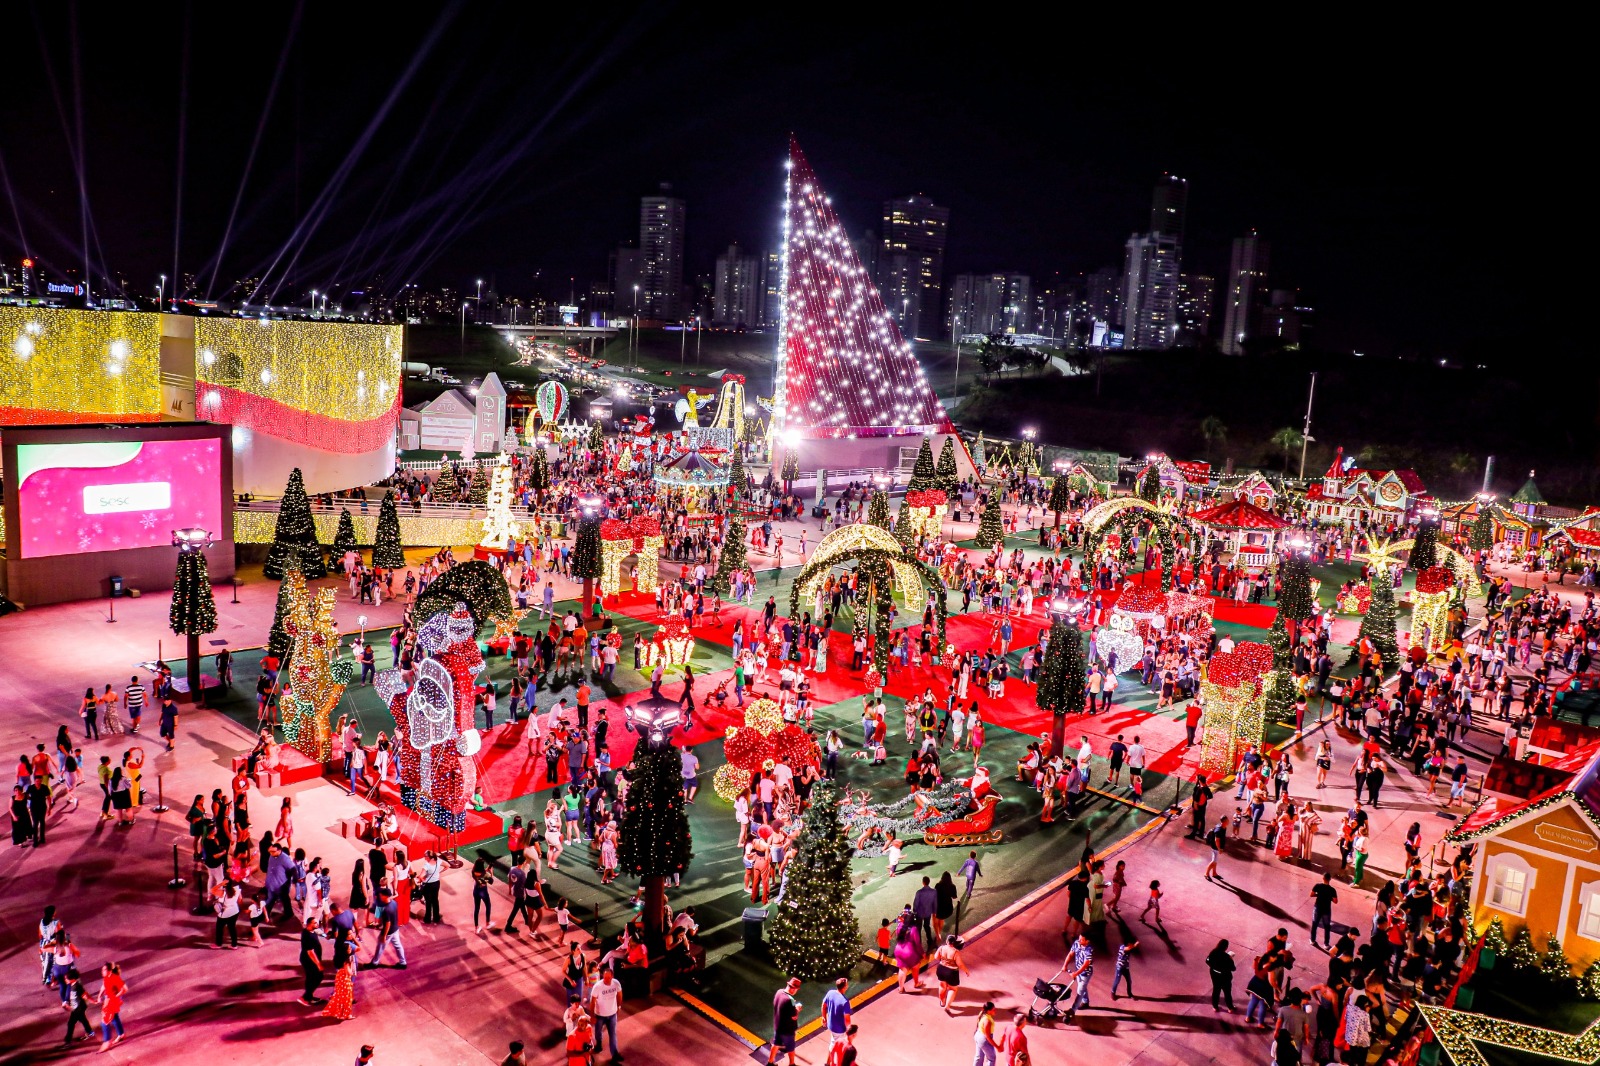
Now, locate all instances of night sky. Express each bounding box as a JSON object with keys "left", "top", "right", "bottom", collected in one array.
[{"left": 2, "top": 6, "right": 1578, "bottom": 361}]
